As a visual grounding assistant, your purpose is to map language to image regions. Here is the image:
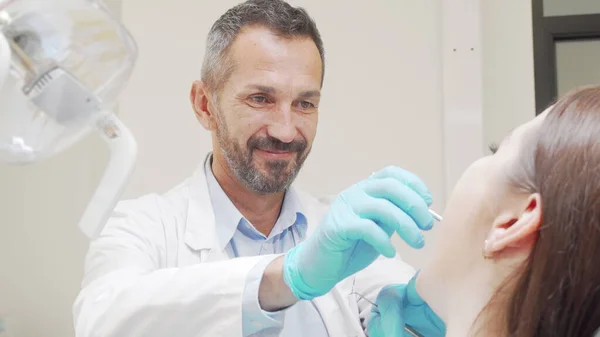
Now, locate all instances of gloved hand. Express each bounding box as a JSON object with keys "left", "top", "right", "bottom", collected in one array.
[
  {"left": 367, "top": 273, "right": 446, "bottom": 337},
  {"left": 283, "top": 166, "right": 434, "bottom": 300}
]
